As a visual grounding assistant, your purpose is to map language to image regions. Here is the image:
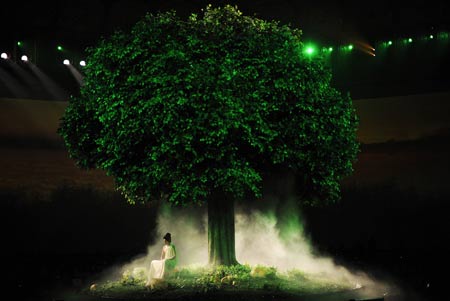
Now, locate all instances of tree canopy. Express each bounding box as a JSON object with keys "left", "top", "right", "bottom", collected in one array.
[{"left": 58, "top": 5, "right": 359, "bottom": 207}]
